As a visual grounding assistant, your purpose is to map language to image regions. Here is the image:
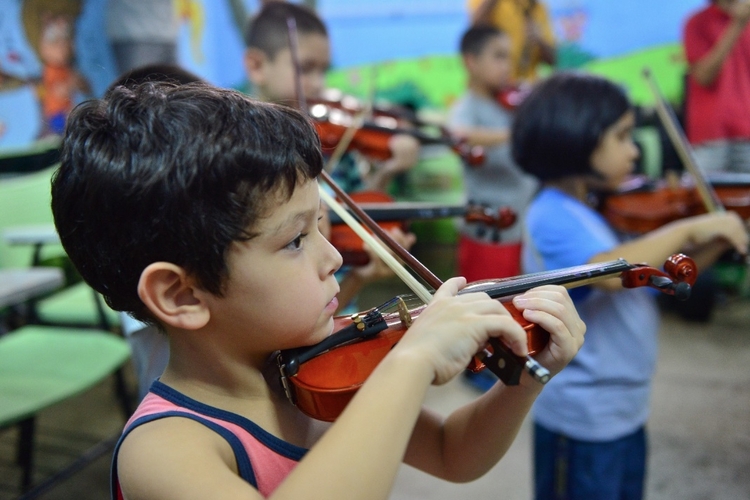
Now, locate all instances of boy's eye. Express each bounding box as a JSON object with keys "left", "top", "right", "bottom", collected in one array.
[{"left": 285, "top": 233, "right": 307, "bottom": 251}]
